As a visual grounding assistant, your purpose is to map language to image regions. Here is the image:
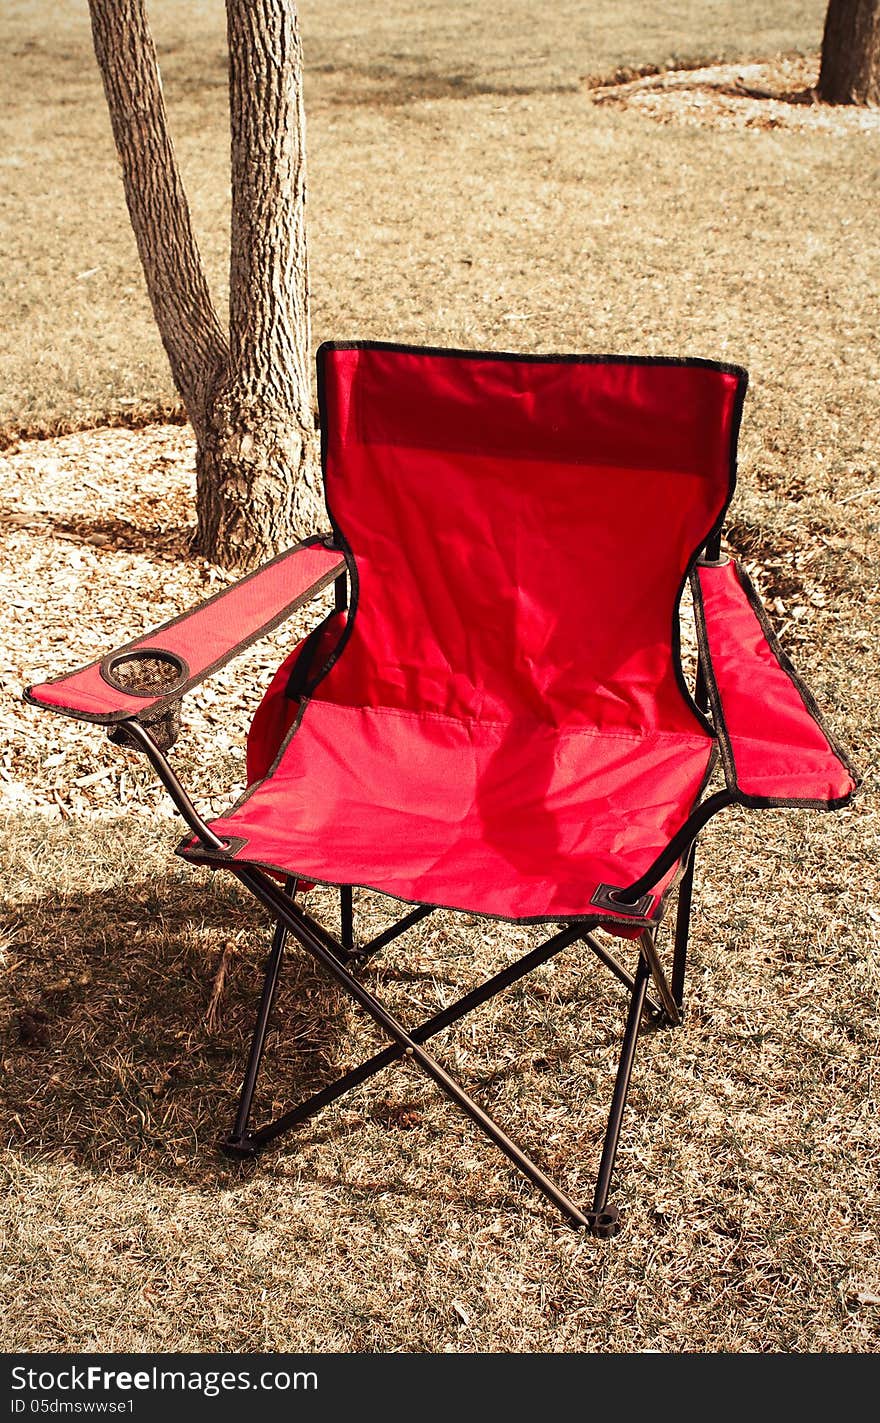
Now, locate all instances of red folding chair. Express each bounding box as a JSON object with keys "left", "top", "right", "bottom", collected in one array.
[{"left": 26, "top": 343, "right": 857, "bottom": 1236}]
